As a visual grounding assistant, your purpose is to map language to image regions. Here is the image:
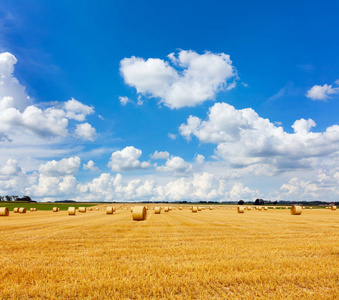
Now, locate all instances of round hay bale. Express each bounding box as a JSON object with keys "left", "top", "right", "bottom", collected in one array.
[
  {"left": 96, "top": 207, "right": 99, "bottom": 211},
  {"left": 132, "top": 206, "right": 146, "bottom": 221},
  {"left": 57, "top": 207, "right": 60, "bottom": 211},
  {"left": 264, "top": 207, "right": 268, "bottom": 210},
  {"left": 169, "top": 206, "right": 173, "bottom": 211},
  {"left": 209, "top": 206, "right": 213, "bottom": 210},
  {"left": 106, "top": 206, "right": 114, "bottom": 214},
  {"left": 258, "top": 207, "right": 262, "bottom": 211},
  {"left": 291, "top": 205, "right": 302, "bottom": 215},
  {"left": 30, "top": 208, "right": 34, "bottom": 212},
  {"left": 78, "top": 207, "right": 86, "bottom": 213},
  {"left": 237, "top": 206, "right": 245, "bottom": 213},
  {"left": 192, "top": 206, "right": 198, "bottom": 213},
  {"left": 0, "top": 207, "right": 9, "bottom": 216},
  {"left": 89, "top": 208, "right": 93, "bottom": 211},
  {"left": 179, "top": 207, "right": 183, "bottom": 210},
  {"left": 273, "top": 207, "right": 276, "bottom": 210},
  {"left": 53, "top": 207, "right": 58, "bottom": 212},
  {"left": 130, "top": 207, "right": 134, "bottom": 212},
  {"left": 14, "top": 207, "right": 19, "bottom": 213},
  {"left": 154, "top": 207, "right": 161, "bottom": 214},
  {"left": 68, "top": 207, "right": 76, "bottom": 215},
  {"left": 309, "top": 207, "right": 313, "bottom": 210},
  {"left": 19, "top": 207, "right": 26, "bottom": 214},
  {"left": 197, "top": 206, "right": 202, "bottom": 211},
  {"left": 331, "top": 206, "right": 337, "bottom": 210},
  {"left": 113, "top": 207, "right": 116, "bottom": 212},
  {"left": 246, "top": 206, "right": 251, "bottom": 210},
  {"left": 164, "top": 206, "right": 169, "bottom": 212}
]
